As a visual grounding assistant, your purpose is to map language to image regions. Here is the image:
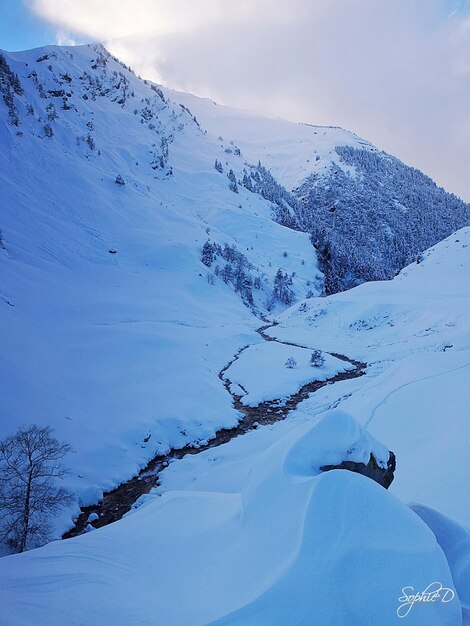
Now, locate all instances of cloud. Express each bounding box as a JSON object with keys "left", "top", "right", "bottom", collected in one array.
[
  {"left": 55, "top": 31, "right": 78, "bottom": 47},
  {"left": 28, "top": 0, "right": 470, "bottom": 200}
]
